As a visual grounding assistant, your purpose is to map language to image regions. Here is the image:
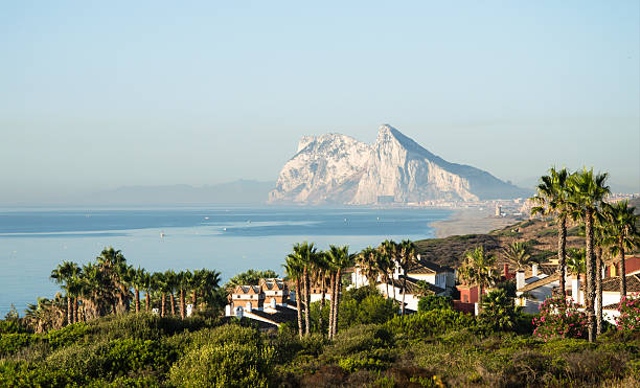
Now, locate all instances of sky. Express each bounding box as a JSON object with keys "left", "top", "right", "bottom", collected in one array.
[{"left": 1, "top": 1, "right": 639, "bottom": 203}]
